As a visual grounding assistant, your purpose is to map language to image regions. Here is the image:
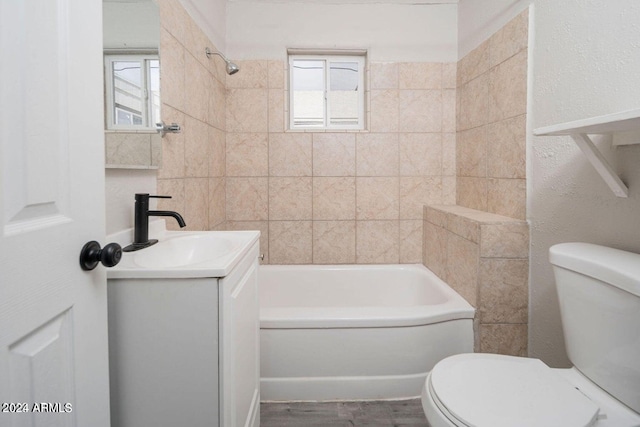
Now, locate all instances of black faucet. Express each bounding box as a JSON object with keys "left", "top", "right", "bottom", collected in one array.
[{"left": 122, "top": 193, "right": 187, "bottom": 252}]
